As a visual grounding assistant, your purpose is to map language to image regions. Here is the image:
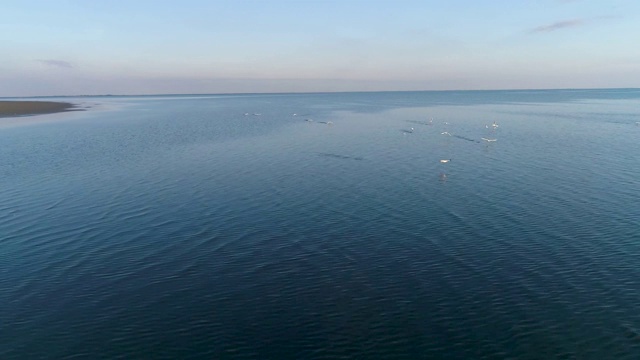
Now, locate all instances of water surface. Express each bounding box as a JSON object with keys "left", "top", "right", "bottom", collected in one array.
[{"left": 1, "top": 89, "right": 639, "bottom": 359}]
